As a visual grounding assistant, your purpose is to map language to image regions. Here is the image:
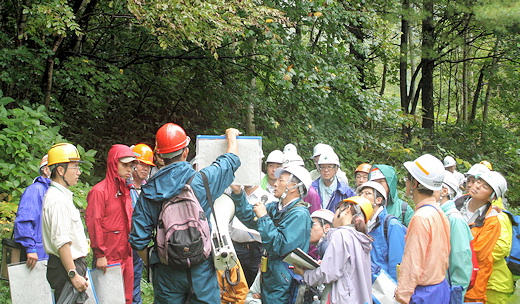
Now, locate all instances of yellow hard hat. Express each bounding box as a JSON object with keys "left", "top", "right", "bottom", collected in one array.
[
  {"left": 480, "top": 160, "right": 492, "bottom": 170},
  {"left": 341, "top": 196, "right": 374, "bottom": 222},
  {"left": 47, "top": 143, "right": 81, "bottom": 166}
]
